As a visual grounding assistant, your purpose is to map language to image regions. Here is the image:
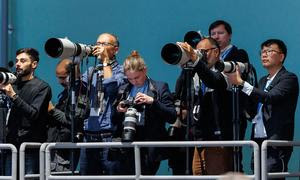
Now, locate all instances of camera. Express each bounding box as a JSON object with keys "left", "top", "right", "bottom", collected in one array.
[
  {"left": 168, "top": 99, "right": 186, "bottom": 138},
  {"left": 215, "top": 61, "right": 248, "bottom": 73},
  {"left": 0, "top": 71, "right": 16, "bottom": 85},
  {"left": 161, "top": 31, "right": 204, "bottom": 66},
  {"left": 121, "top": 97, "right": 144, "bottom": 142},
  {"left": 44, "top": 38, "right": 94, "bottom": 58}
]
